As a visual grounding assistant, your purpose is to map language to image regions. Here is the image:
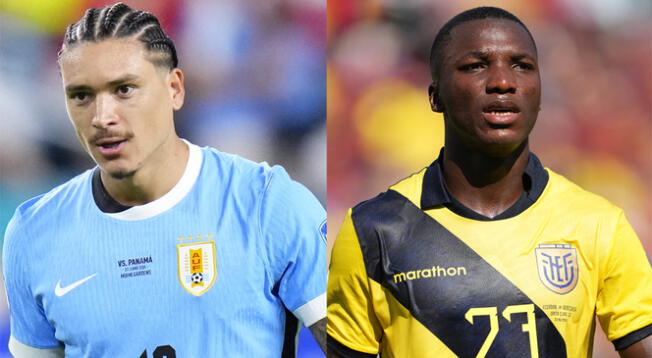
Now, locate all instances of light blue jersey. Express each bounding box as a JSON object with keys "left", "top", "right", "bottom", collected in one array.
[{"left": 3, "top": 142, "right": 326, "bottom": 357}]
